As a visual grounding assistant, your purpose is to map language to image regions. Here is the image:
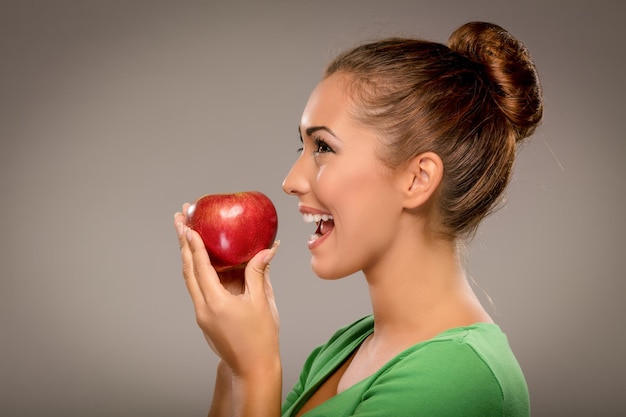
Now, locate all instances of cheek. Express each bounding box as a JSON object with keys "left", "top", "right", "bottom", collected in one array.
[
  {"left": 312, "top": 169, "right": 400, "bottom": 279},
  {"left": 314, "top": 164, "right": 348, "bottom": 203},
  {"left": 342, "top": 162, "right": 393, "bottom": 202},
  {"left": 325, "top": 164, "right": 397, "bottom": 230}
]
